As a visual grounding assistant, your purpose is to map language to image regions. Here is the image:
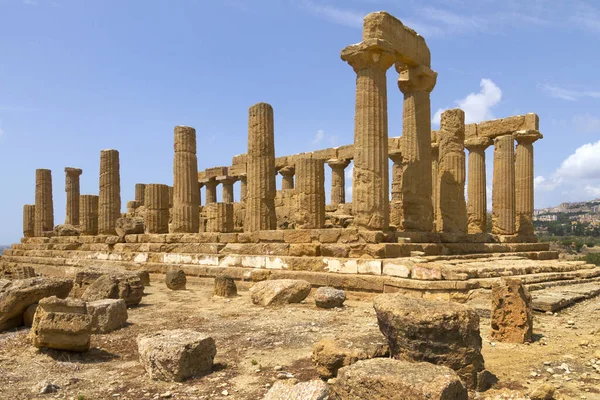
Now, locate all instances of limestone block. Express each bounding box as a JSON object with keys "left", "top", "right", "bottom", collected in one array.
[
  {"left": 263, "top": 379, "right": 331, "bottom": 400},
  {"left": 165, "top": 269, "right": 186, "bottom": 290},
  {"left": 478, "top": 113, "right": 538, "bottom": 138},
  {"left": 314, "top": 287, "right": 346, "bottom": 309},
  {"left": 23, "top": 303, "right": 38, "bottom": 327},
  {"left": 214, "top": 275, "right": 237, "bottom": 298},
  {"left": 137, "top": 329, "right": 216, "bottom": 382},
  {"left": 116, "top": 217, "right": 145, "bottom": 237},
  {"left": 87, "top": 298, "right": 128, "bottom": 333},
  {"left": 490, "top": 278, "right": 533, "bottom": 343},
  {"left": 53, "top": 224, "right": 80, "bottom": 237},
  {"left": 250, "top": 279, "right": 311, "bottom": 306},
  {"left": 81, "top": 273, "right": 144, "bottom": 306},
  {"left": 312, "top": 336, "right": 389, "bottom": 379}
]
